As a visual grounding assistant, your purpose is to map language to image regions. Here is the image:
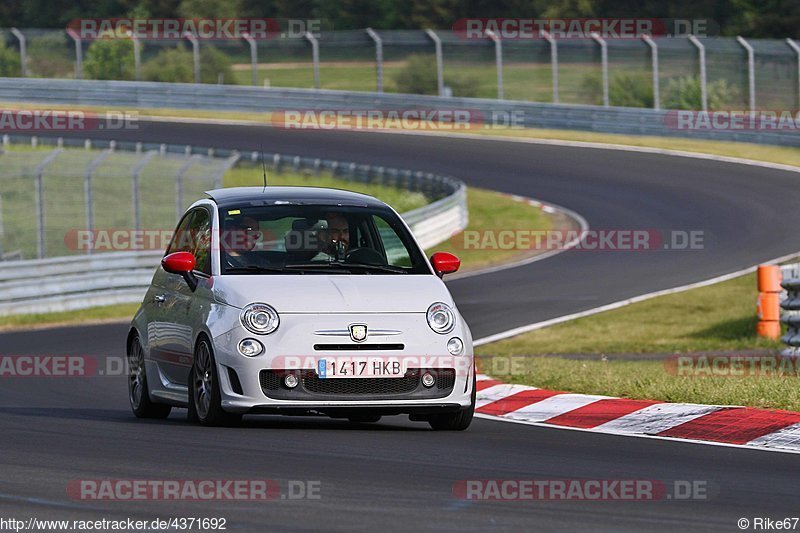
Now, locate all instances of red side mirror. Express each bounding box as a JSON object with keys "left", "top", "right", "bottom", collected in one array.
[
  {"left": 162, "top": 251, "right": 196, "bottom": 274},
  {"left": 430, "top": 252, "right": 460, "bottom": 277}
]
